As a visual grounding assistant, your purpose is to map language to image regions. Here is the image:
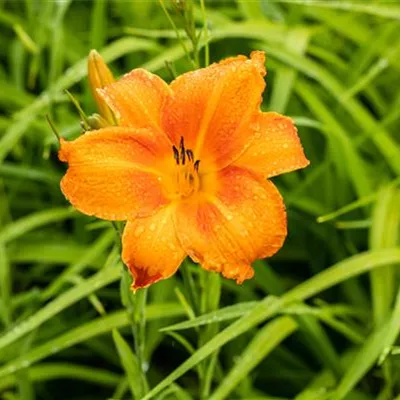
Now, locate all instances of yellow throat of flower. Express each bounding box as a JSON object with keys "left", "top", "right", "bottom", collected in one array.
[{"left": 172, "top": 137, "right": 200, "bottom": 198}]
